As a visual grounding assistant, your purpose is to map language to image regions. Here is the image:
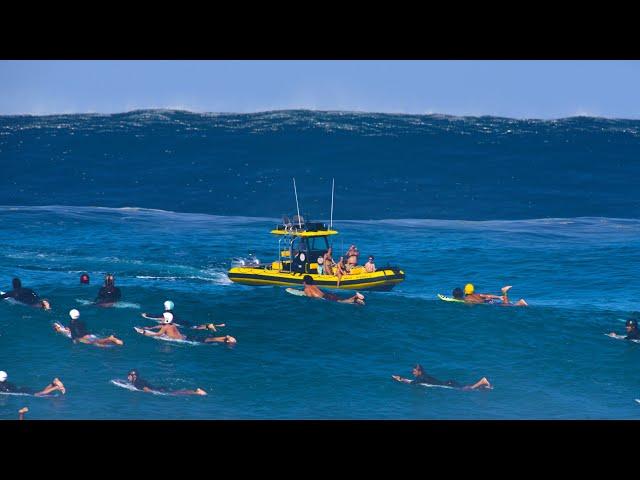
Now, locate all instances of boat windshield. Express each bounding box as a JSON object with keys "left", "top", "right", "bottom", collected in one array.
[{"left": 306, "top": 236, "right": 329, "bottom": 251}]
